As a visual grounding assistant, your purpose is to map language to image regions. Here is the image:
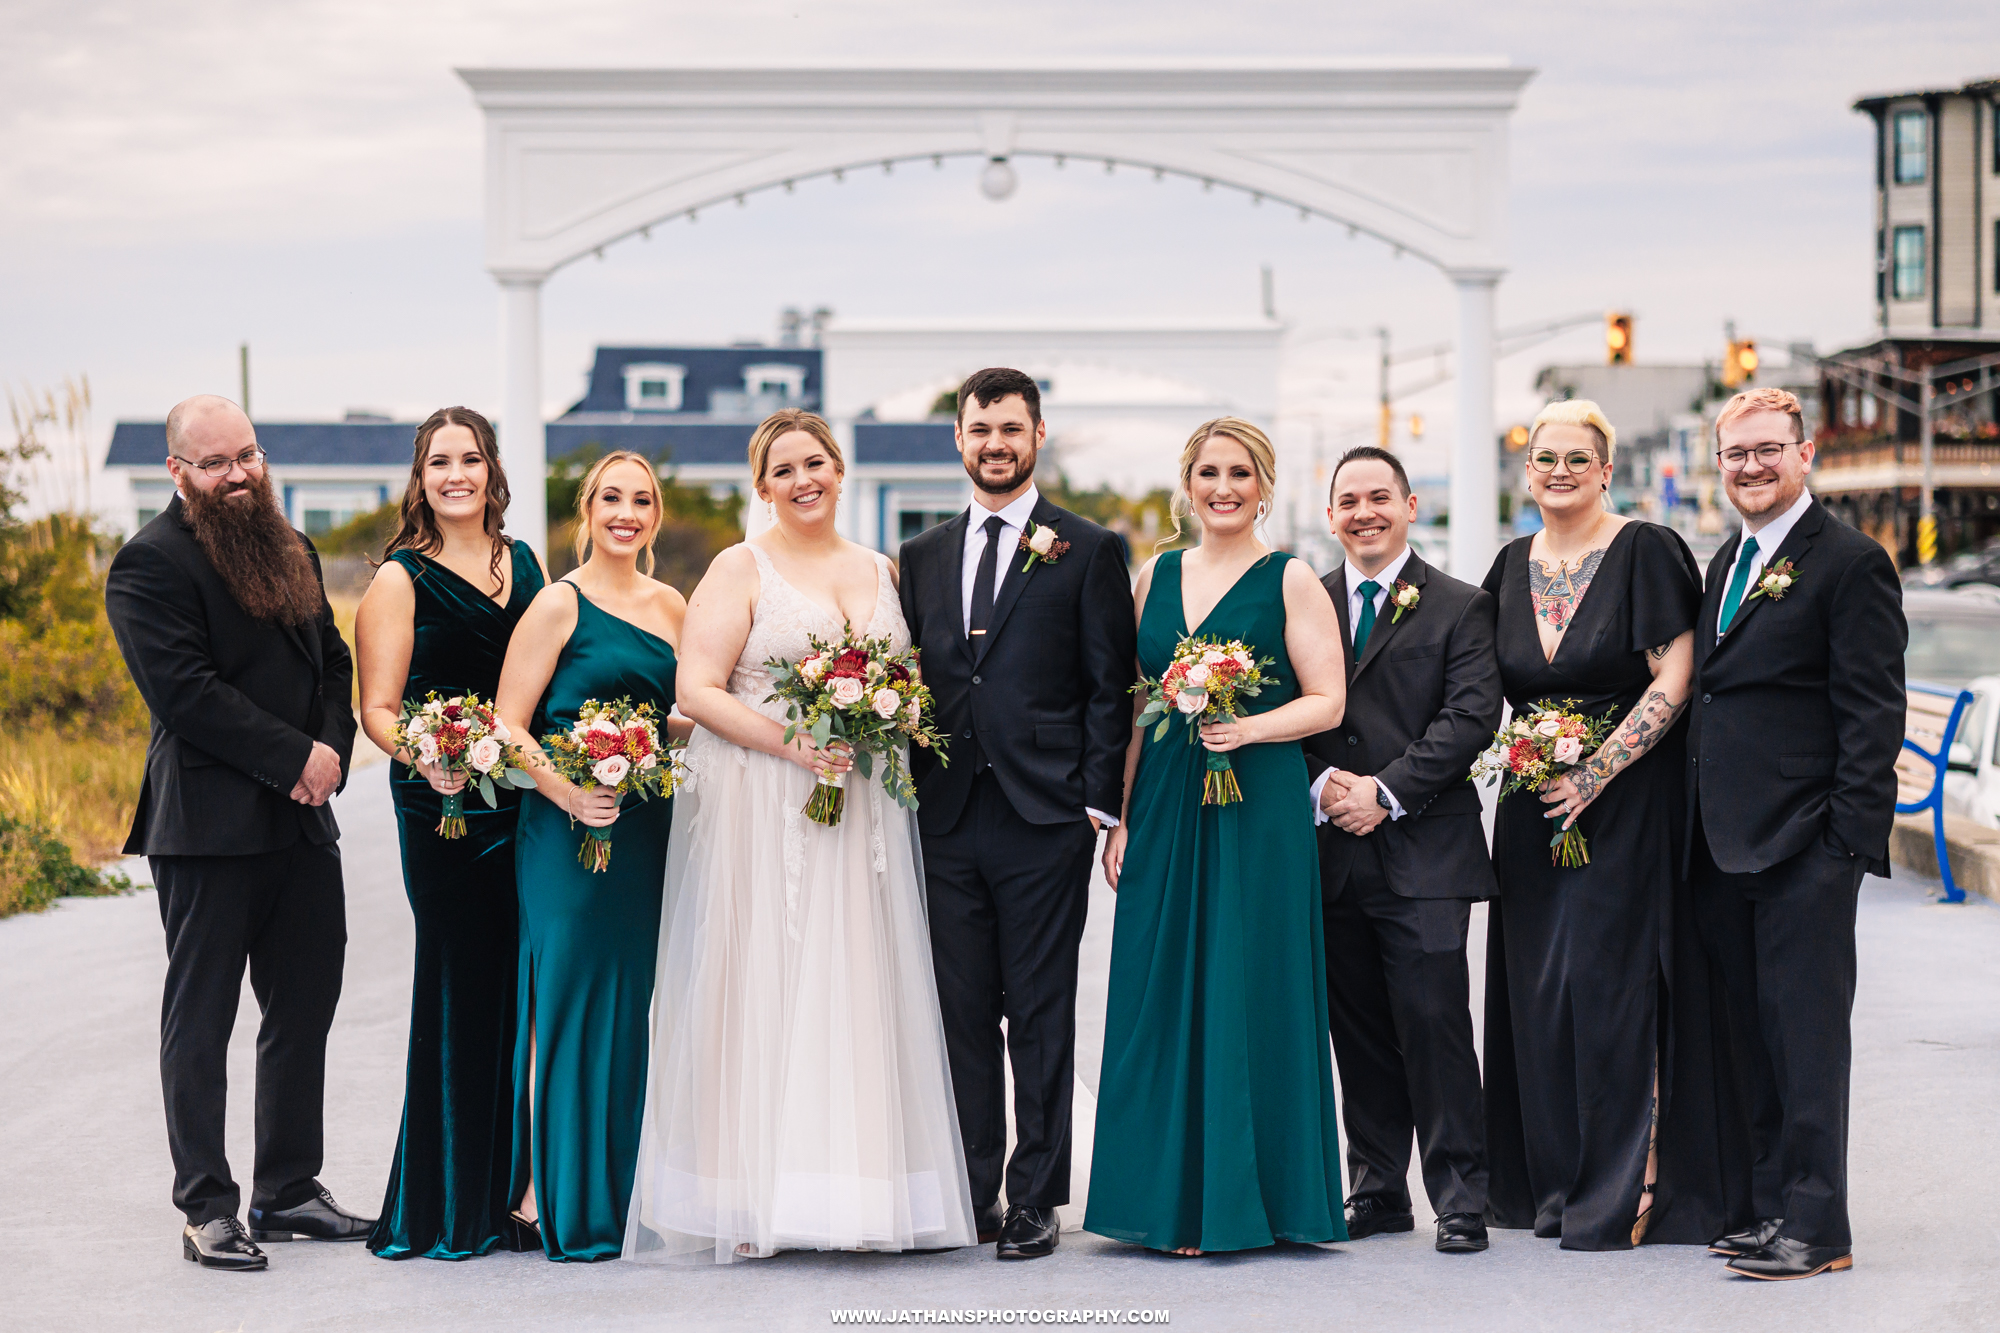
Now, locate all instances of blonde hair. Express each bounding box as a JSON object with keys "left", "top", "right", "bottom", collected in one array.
[
  {"left": 1166, "top": 417, "right": 1278, "bottom": 547},
  {"left": 1529, "top": 398, "right": 1617, "bottom": 468},
  {"left": 572, "top": 450, "right": 662, "bottom": 576},
  {"left": 747, "top": 409, "right": 844, "bottom": 494},
  {"left": 1715, "top": 387, "right": 1805, "bottom": 445}
]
